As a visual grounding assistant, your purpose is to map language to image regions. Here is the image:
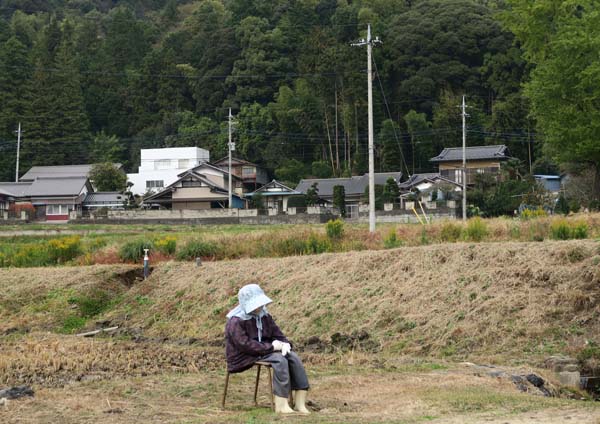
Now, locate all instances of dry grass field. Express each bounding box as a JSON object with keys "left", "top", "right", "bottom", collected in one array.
[{"left": 1, "top": 238, "right": 599, "bottom": 422}]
